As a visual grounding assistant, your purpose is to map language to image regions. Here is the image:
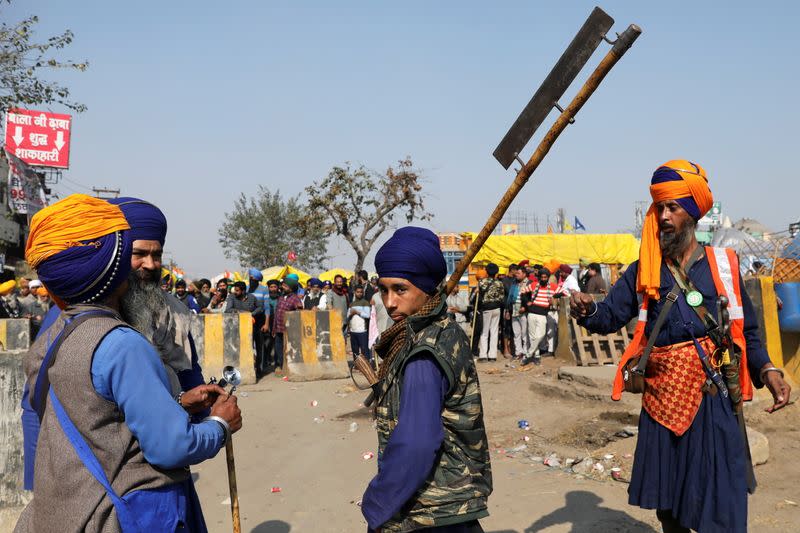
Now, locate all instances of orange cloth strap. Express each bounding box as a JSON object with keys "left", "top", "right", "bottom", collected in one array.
[
  {"left": 705, "top": 246, "right": 752, "bottom": 400},
  {"left": 611, "top": 298, "right": 649, "bottom": 400},
  {"left": 25, "top": 194, "right": 130, "bottom": 268}
]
